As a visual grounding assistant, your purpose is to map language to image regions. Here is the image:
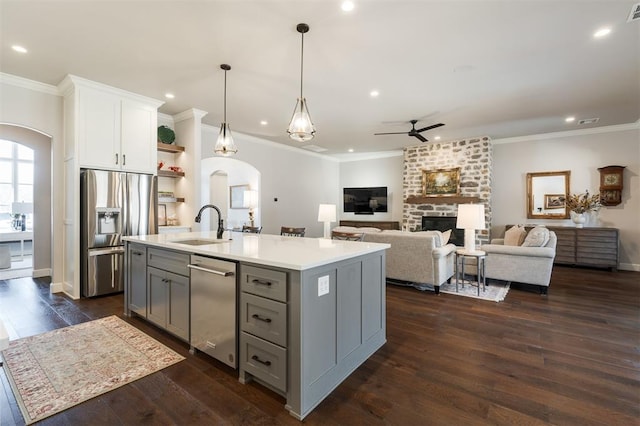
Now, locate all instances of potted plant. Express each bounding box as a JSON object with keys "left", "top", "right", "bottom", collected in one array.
[{"left": 566, "top": 190, "right": 601, "bottom": 228}]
